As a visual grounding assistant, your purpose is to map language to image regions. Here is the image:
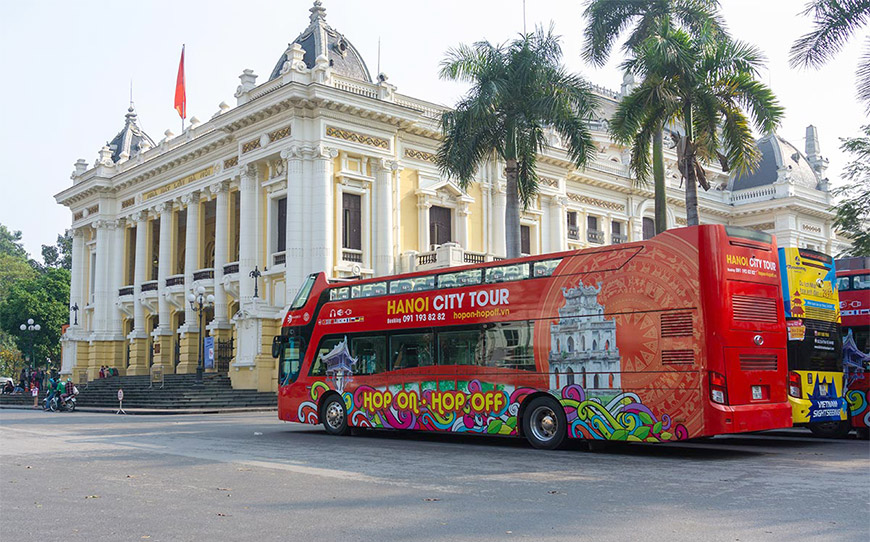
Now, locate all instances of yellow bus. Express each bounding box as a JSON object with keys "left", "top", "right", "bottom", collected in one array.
[{"left": 779, "top": 247, "right": 849, "bottom": 437}]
